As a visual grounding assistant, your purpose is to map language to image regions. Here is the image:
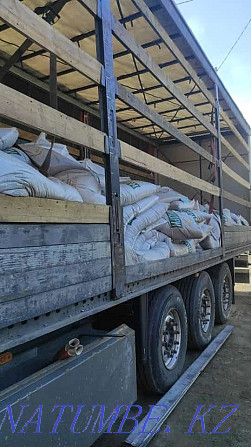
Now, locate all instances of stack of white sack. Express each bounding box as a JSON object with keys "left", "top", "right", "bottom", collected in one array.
[
  {"left": 0, "top": 150, "right": 83, "bottom": 202},
  {"left": 200, "top": 214, "right": 221, "bottom": 249},
  {"left": 203, "top": 203, "right": 249, "bottom": 227},
  {"left": 223, "top": 208, "right": 249, "bottom": 227},
  {"left": 79, "top": 158, "right": 130, "bottom": 195},
  {"left": 0, "top": 130, "right": 103, "bottom": 203},
  {"left": 156, "top": 209, "right": 212, "bottom": 241},
  {"left": 19, "top": 134, "right": 106, "bottom": 204},
  {"left": 124, "top": 199, "right": 172, "bottom": 265},
  {"left": 123, "top": 186, "right": 215, "bottom": 265}
]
